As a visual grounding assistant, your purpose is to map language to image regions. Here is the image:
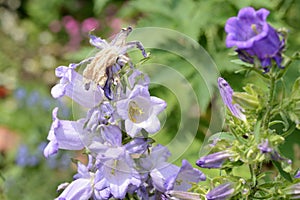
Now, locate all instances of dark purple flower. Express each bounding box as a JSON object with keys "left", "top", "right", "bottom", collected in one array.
[
  {"left": 258, "top": 139, "right": 272, "bottom": 153},
  {"left": 196, "top": 151, "right": 233, "bottom": 169},
  {"left": 206, "top": 183, "right": 234, "bottom": 200},
  {"left": 225, "top": 7, "right": 284, "bottom": 72},
  {"left": 218, "top": 77, "right": 246, "bottom": 121}
]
